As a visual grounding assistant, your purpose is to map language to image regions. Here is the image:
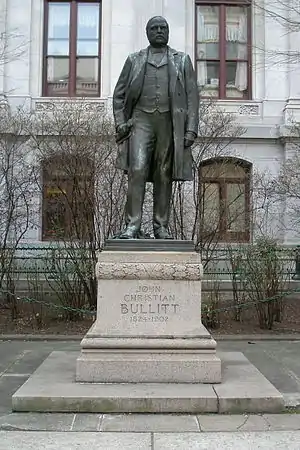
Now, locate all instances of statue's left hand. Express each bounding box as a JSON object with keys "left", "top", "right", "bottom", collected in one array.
[{"left": 184, "top": 131, "right": 196, "bottom": 148}]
